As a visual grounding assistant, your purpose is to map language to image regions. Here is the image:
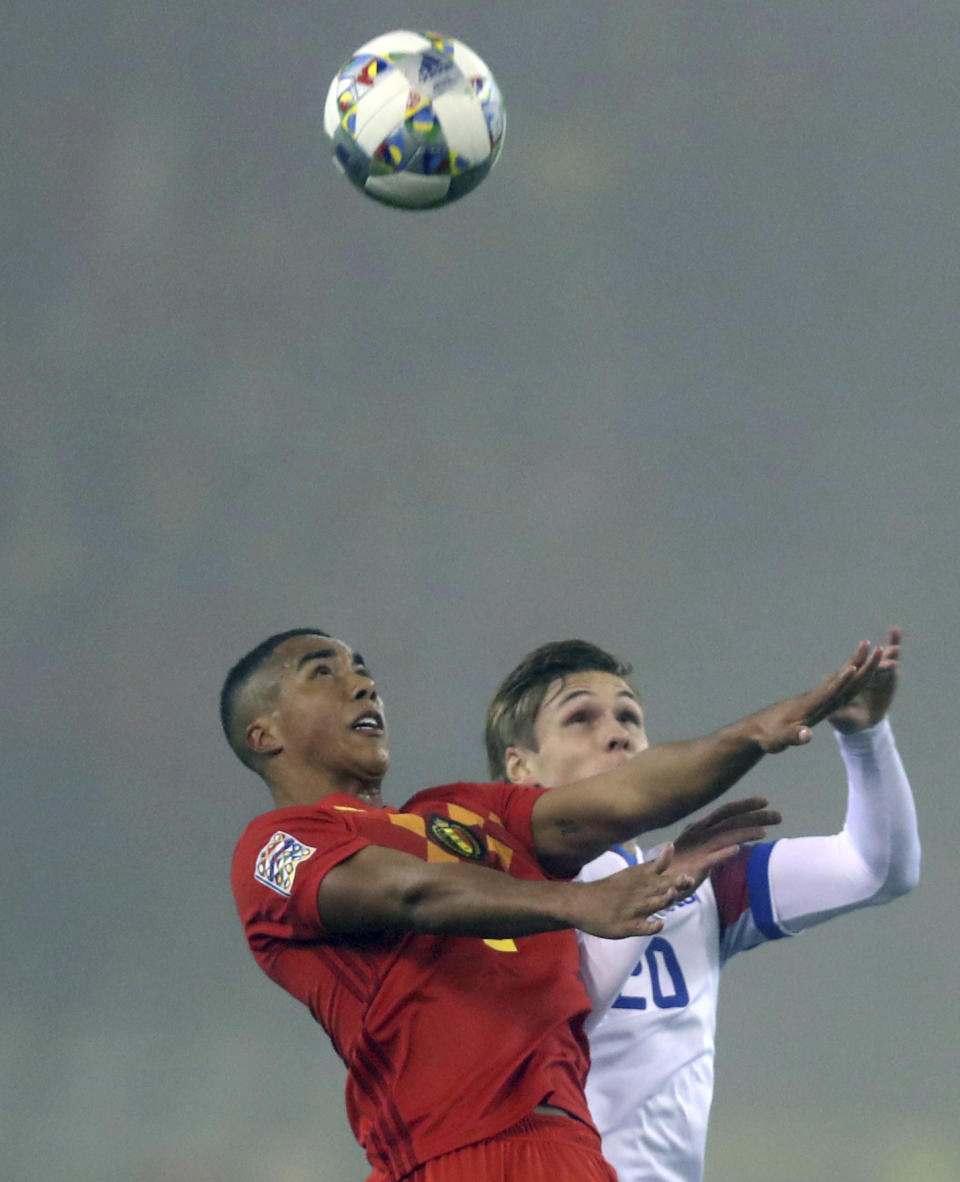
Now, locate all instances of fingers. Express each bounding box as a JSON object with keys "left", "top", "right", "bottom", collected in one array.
[
  {"left": 626, "top": 880, "right": 678, "bottom": 922},
  {"left": 820, "top": 640, "right": 869, "bottom": 685},
  {"left": 675, "top": 841, "right": 742, "bottom": 878},
  {"left": 676, "top": 799, "right": 773, "bottom": 848},
  {"left": 679, "top": 811, "right": 780, "bottom": 857},
  {"left": 842, "top": 646, "right": 884, "bottom": 696},
  {"left": 695, "top": 797, "right": 771, "bottom": 828},
  {"left": 649, "top": 842, "right": 674, "bottom": 874},
  {"left": 704, "top": 806, "right": 781, "bottom": 836},
  {"left": 880, "top": 626, "right": 901, "bottom": 667},
  {"left": 646, "top": 872, "right": 695, "bottom": 911},
  {"left": 754, "top": 633, "right": 900, "bottom": 757},
  {"left": 697, "top": 819, "right": 778, "bottom": 851},
  {"left": 806, "top": 645, "right": 883, "bottom": 725},
  {"left": 698, "top": 843, "right": 740, "bottom": 870},
  {"left": 848, "top": 639, "right": 872, "bottom": 669},
  {"left": 628, "top": 856, "right": 689, "bottom": 909},
  {"left": 711, "top": 825, "right": 768, "bottom": 847}
]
